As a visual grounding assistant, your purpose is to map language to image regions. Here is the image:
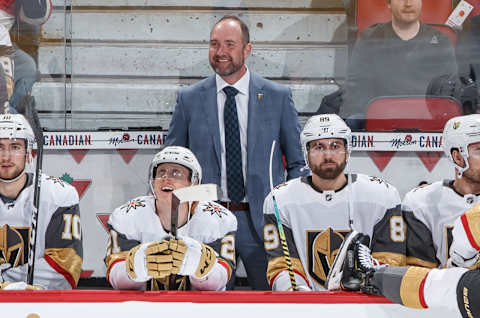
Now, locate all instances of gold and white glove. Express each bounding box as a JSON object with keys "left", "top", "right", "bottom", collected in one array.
[
  {"left": 0, "top": 282, "right": 43, "bottom": 290},
  {"left": 126, "top": 241, "right": 174, "bottom": 282},
  {"left": 168, "top": 237, "right": 217, "bottom": 279}
]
